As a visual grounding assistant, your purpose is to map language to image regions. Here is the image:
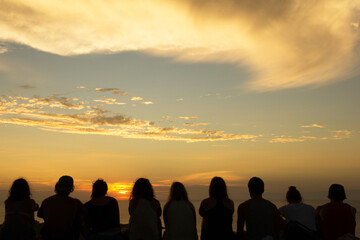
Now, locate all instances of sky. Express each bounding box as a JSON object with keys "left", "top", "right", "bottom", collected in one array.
[{"left": 0, "top": 0, "right": 360, "bottom": 201}]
